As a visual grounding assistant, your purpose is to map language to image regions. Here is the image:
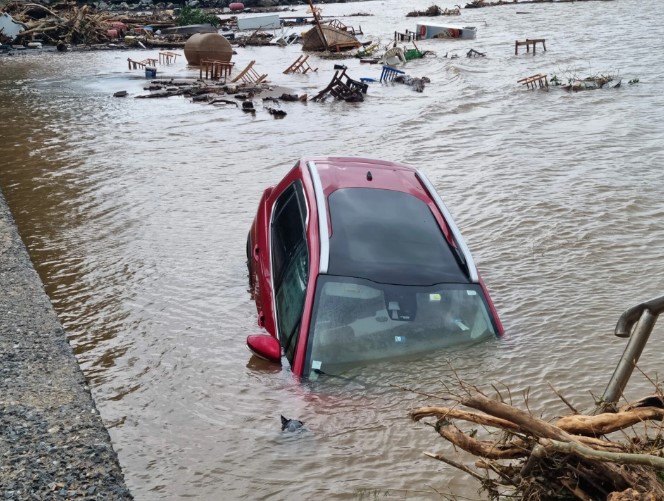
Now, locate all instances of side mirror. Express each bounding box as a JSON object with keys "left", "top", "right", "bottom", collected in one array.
[{"left": 246, "top": 334, "right": 281, "bottom": 363}]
